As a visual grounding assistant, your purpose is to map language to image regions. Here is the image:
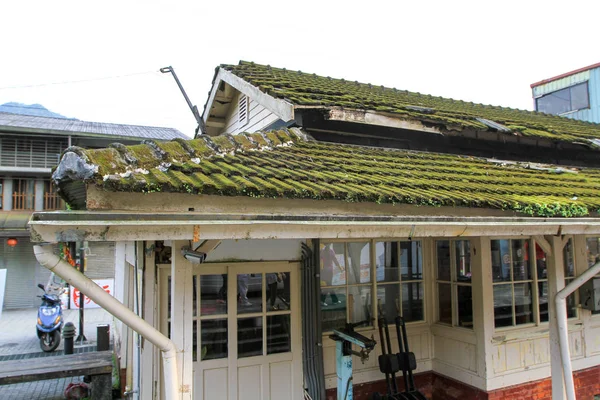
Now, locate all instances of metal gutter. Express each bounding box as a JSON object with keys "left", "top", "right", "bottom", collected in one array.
[{"left": 29, "top": 212, "right": 600, "bottom": 242}]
